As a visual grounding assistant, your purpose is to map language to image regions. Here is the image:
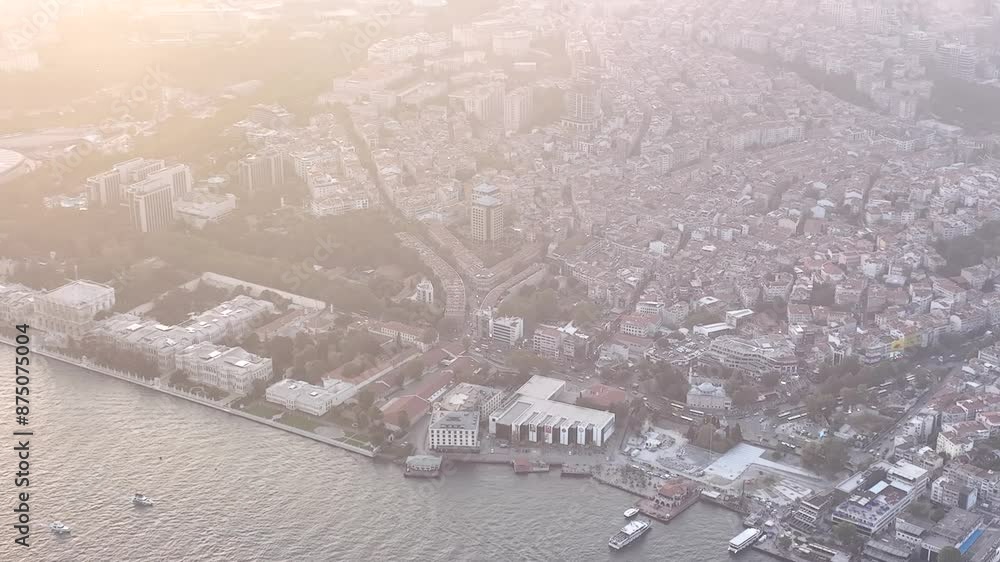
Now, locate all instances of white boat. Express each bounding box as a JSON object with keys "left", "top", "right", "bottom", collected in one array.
[
  {"left": 132, "top": 493, "right": 154, "bottom": 507},
  {"left": 729, "top": 528, "right": 761, "bottom": 554},
  {"left": 609, "top": 520, "right": 651, "bottom": 550},
  {"left": 624, "top": 508, "right": 640, "bottom": 518},
  {"left": 50, "top": 521, "right": 71, "bottom": 534}
]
